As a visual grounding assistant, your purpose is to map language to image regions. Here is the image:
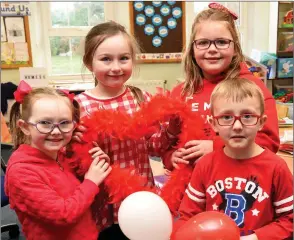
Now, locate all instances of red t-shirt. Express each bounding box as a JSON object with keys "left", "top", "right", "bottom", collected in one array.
[{"left": 173, "top": 148, "right": 293, "bottom": 239}]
